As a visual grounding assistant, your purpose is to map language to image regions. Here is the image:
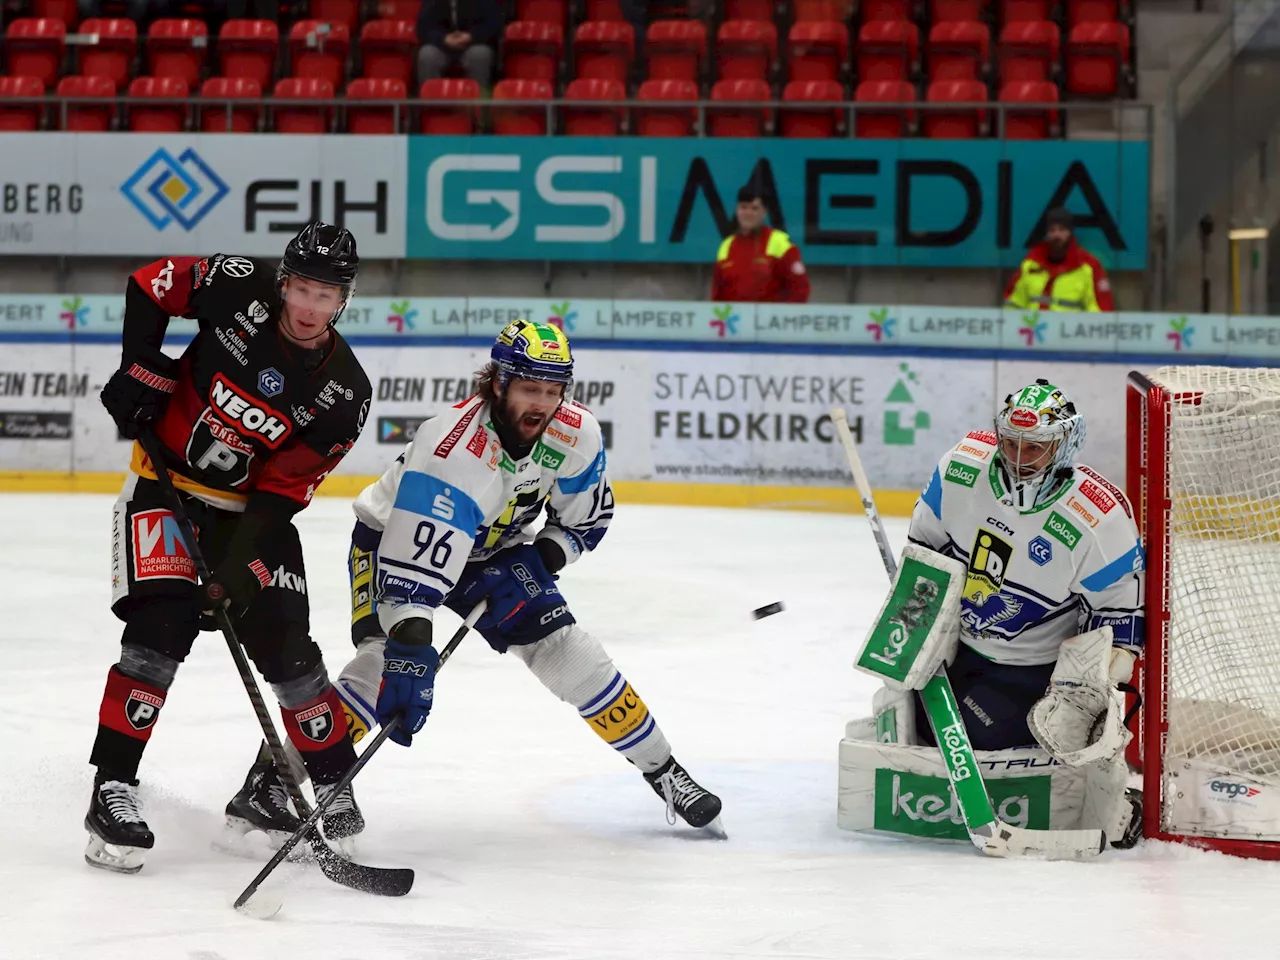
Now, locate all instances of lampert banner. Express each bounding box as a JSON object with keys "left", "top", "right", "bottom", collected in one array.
[
  {"left": 404, "top": 136, "right": 1150, "bottom": 269},
  {"left": 0, "top": 133, "right": 405, "bottom": 257}
]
